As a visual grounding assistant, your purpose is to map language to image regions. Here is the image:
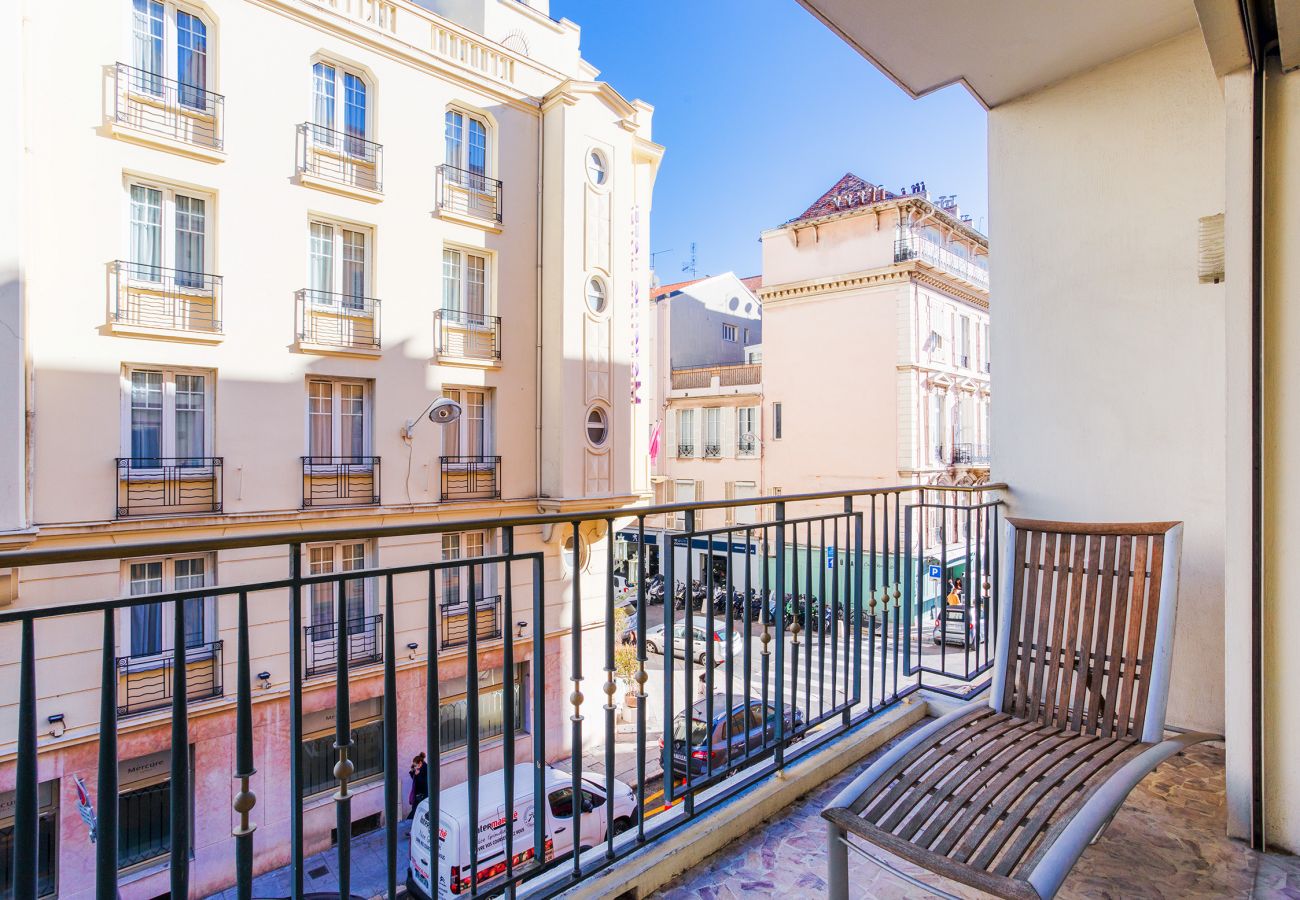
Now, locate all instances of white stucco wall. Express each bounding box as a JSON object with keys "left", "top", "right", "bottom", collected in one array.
[{"left": 988, "top": 30, "right": 1227, "bottom": 734}]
